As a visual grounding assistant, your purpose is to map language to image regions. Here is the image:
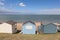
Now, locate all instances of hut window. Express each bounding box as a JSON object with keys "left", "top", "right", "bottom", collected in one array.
[{"left": 25, "top": 26, "right": 32, "bottom": 29}]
